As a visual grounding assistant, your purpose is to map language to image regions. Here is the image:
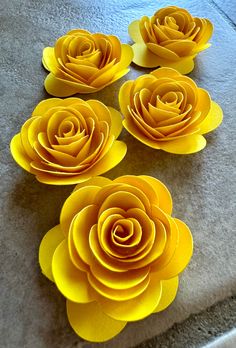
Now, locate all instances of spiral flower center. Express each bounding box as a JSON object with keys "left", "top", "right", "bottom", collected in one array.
[
  {"left": 78, "top": 39, "right": 95, "bottom": 56},
  {"left": 161, "top": 91, "right": 179, "bottom": 104},
  {"left": 111, "top": 219, "right": 139, "bottom": 247},
  {"left": 164, "top": 16, "right": 178, "bottom": 30},
  {"left": 57, "top": 116, "right": 81, "bottom": 138},
  {"left": 58, "top": 120, "right": 75, "bottom": 137}
]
